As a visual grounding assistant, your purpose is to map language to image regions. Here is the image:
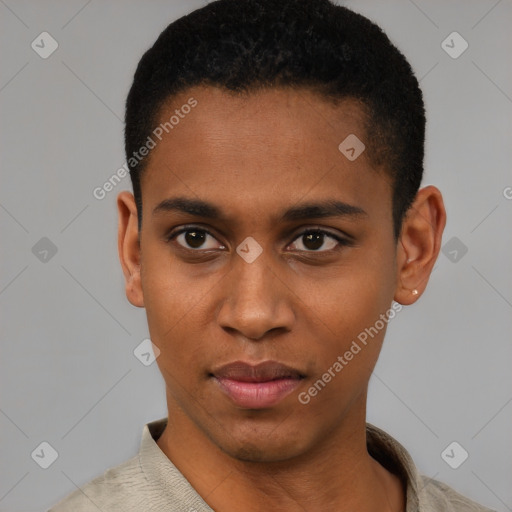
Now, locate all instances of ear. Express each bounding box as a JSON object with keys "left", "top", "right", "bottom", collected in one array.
[
  {"left": 117, "top": 191, "right": 144, "bottom": 307},
  {"left": 394, "top": 186, "right": 446, "bottom": 305}
]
